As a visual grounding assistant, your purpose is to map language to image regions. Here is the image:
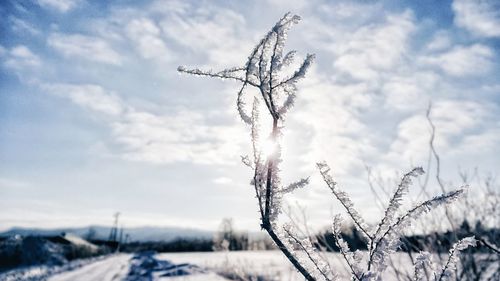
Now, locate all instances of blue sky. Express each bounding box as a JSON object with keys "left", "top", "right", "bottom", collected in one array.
[{"left": 0, "top": 0, "right": 499, "bottom": 231}]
